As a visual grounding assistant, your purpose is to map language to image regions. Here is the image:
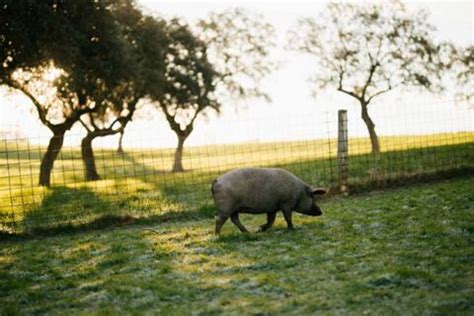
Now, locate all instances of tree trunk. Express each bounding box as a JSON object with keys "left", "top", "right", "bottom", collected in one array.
[
  {"left": 360, "top": 102, "right": 380, "bottom": 153},
  {"left": 81, "top": 134, "right": 100, "bottom": 181},
  {"left": 39, "top": 131, "right": 65, "bottom": 186},
  {"left": 117, "top": 130, "right": 124, "bottom": 154},
  {"left": 172, "top": 135, "right": 187, "bottom": 172}
]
